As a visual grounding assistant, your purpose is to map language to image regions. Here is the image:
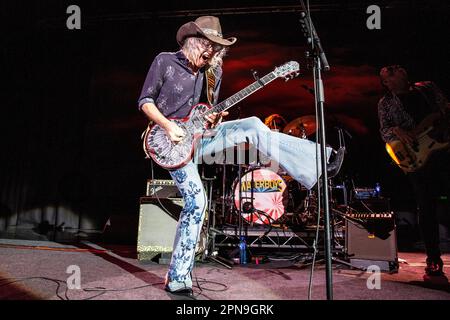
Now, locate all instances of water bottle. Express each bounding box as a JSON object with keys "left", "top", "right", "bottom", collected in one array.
[
  {"left": 375, "top": 182, "right": 381, "bottom": 197},
  {"left": 239, "top": 236, "right": 247, "bottom": 265}
]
